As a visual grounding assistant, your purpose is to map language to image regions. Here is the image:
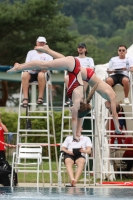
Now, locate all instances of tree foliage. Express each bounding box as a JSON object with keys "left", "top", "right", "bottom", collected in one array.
[
  {"left": 59, "top": 0, "right": 133, "bottom": 63},
  {"left": 1, "top": 110, "right": 69, "bottom": 159},
  {"left": 60, "top": 0, "right": 133, "bottom": 38},
  {"left": 1, "top": 0, "right": 133, "bottom": 106},
  {"left": 0, "top": 0, "right": 76, "bottom": 65}
]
